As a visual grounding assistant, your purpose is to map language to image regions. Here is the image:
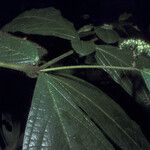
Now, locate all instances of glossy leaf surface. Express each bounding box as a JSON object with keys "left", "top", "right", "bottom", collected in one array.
[
  {"left": 2, "top": 7, "right": 78, "bottom": 40},
  {"left": 23, "top": 73, "right": 150, "bottom": 150},
  {"left": 23, "top": 73, "right": 114, "bottom": 150}
]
